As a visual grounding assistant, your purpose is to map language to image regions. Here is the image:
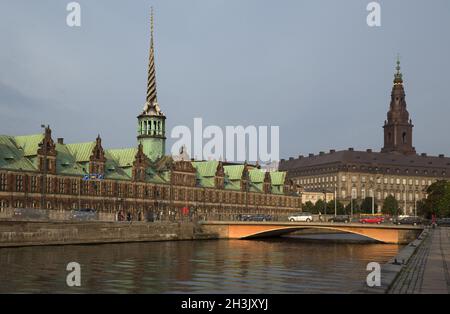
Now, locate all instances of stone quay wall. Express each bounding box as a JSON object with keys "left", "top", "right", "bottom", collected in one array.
[{"left": 0, "top": 220, "right": 215, "bottom": 248}]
